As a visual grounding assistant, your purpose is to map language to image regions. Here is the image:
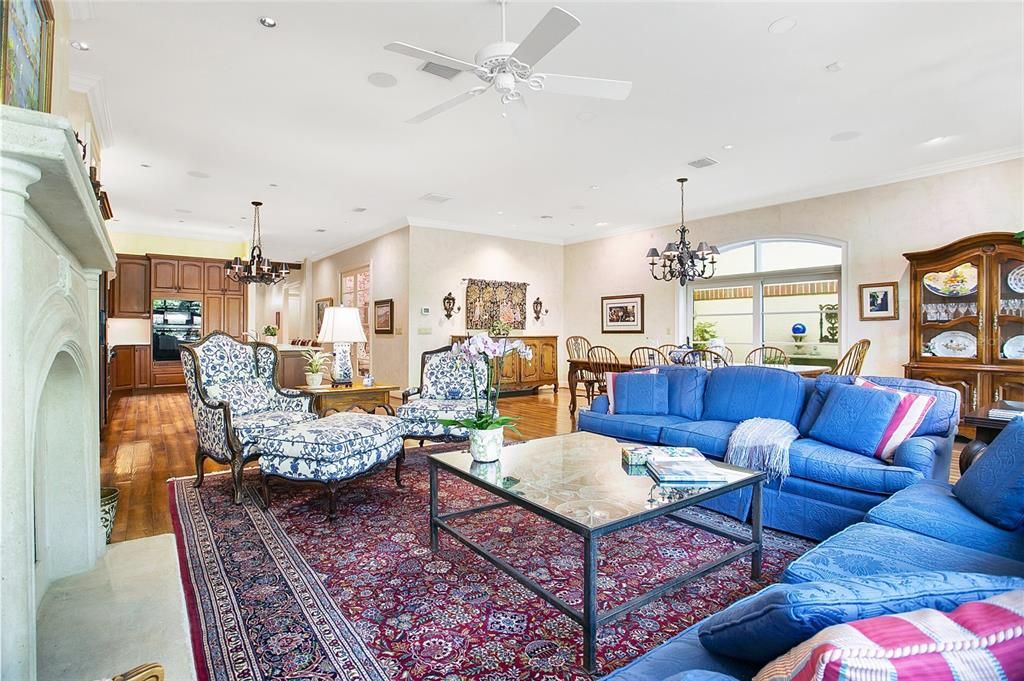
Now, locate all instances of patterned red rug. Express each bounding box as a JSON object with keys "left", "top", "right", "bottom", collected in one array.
[{"left": 171, "top": 443, "right": 812, "bottom": 680}]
